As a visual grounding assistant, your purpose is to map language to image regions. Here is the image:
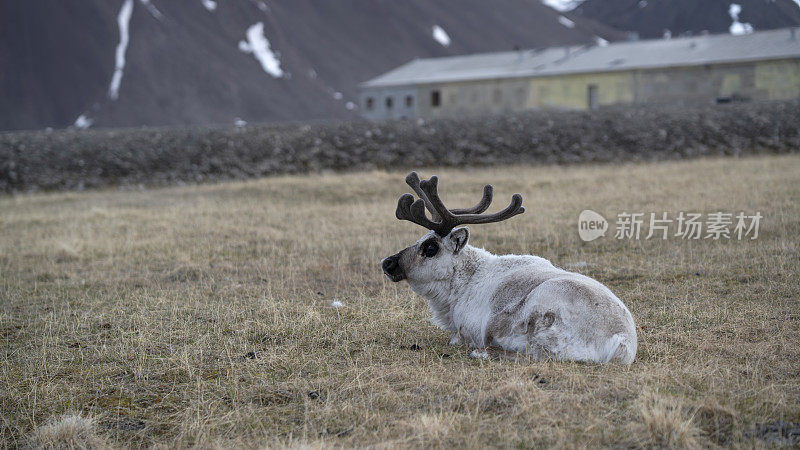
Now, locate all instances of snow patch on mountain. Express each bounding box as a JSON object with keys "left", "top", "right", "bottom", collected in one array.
[
  {"left": 728, "top": 4, "right": 754, "bottom": 35},
  {"left": 73, "top": 114, "right": 93, "bottom": 129},
  {"left": 541, "top": 0, "right": 583, "bottom": 12},
  {"left": 201, "top": 0, "right": 217, "bottom": 11},
  {"left": 432, "top": 25, "right": 451, "bottom": 47},
  {"left": 139, "top": 0, "right": 163, "bottom": 20},
  {"left": 558, "top": 16, "right": 576, "bottom": 28},
  {"left": 595, "top": 36, "right": 609, "bottom": 46},
  {"left": 108, "top": 0, "right": 134, "bottom": 101},
  {"left": 238, "top": 22, "right": 284, "bottom": 78}
]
